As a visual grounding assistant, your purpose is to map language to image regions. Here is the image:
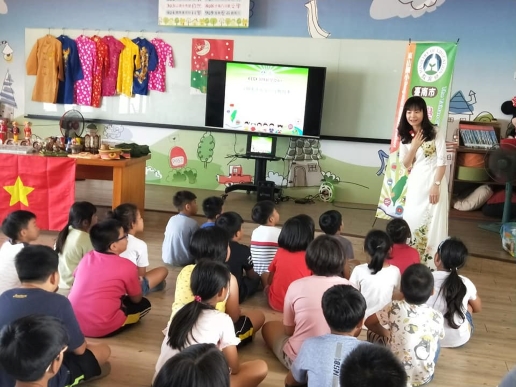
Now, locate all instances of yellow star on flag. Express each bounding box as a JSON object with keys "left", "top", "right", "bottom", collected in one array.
[{"left": 3, "top": 176, "right": 35, "bottom": 206}]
